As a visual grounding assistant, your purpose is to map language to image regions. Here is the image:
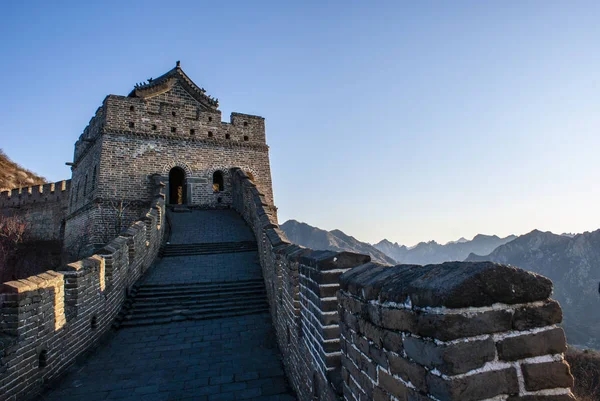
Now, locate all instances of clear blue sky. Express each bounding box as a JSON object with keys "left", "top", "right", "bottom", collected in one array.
[{"left": 1, "top": 1, "right": 599, "bottom": 246}]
